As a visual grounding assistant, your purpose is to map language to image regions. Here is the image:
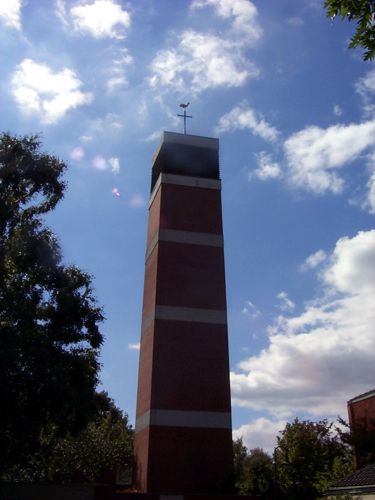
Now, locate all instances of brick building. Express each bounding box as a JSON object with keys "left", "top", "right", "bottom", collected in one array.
[
  {"left": 348, "top": 389, "right": 375, "bottom": 468},
  {"left": 133, "top": 132, "right": 233, "bottom": 494}
]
